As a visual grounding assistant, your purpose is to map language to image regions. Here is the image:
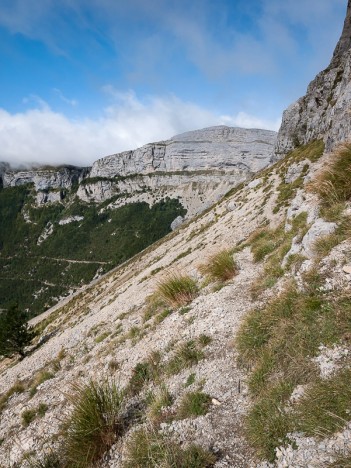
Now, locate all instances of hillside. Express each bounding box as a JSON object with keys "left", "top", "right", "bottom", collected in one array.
[
  {"left": 0, "top": 3, "right": 351, "bottom": 468},
  {"left": 0, "top": 126, "right": 276, "bottom": 317}
]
